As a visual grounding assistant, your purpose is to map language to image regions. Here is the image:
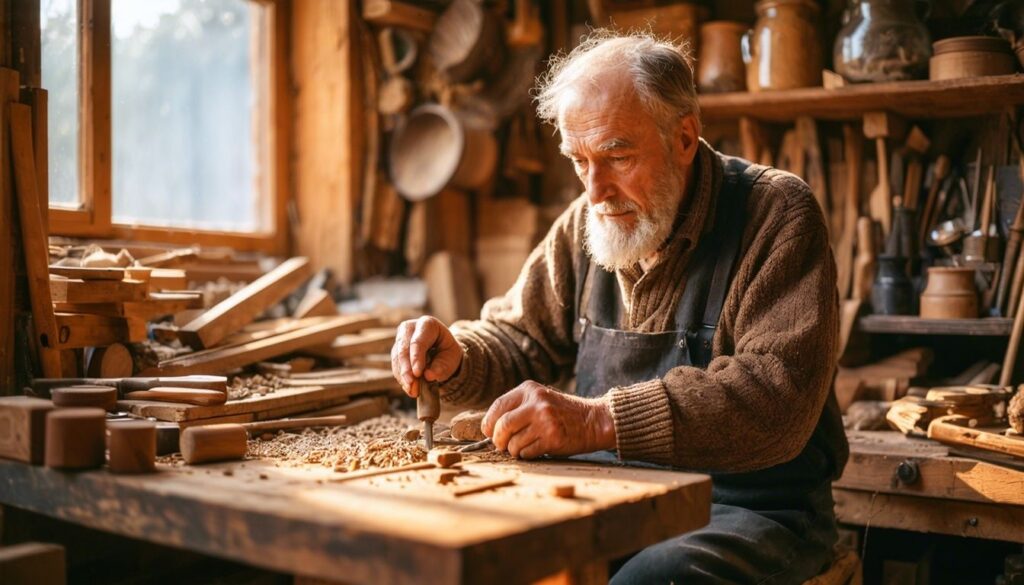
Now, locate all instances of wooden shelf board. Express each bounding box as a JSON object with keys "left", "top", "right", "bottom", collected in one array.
[
  {"left": 858, "top": 315, "right": 1013, "bottom": 336},
  {"left": 699, "top": 74, "right": 1024, "bottom": 122}
]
